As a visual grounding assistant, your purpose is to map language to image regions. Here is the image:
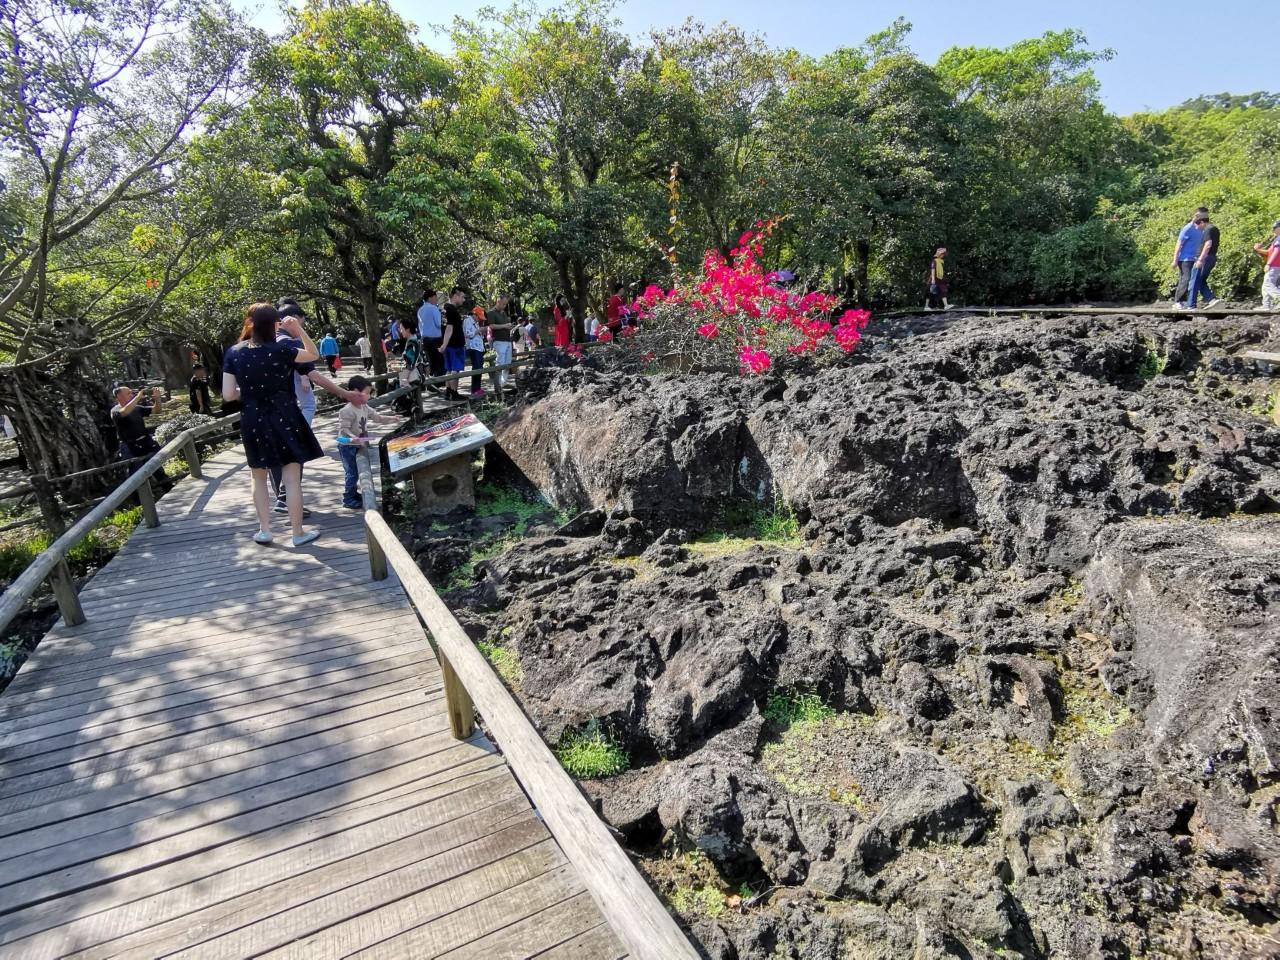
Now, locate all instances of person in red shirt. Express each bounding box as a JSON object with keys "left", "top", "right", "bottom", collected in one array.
[
  {"left": 553, "top": 295, "right": 571, "bottom": 348},
  {"left": 1253, "top": 219, "right": 1280, "bottom": 311},
  {"left": 606, "top": 282, "right": 624, "bottom": 332}
]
